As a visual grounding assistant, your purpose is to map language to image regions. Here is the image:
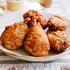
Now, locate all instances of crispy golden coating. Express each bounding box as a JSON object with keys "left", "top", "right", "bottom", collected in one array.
[
  {"left": 24, "top": 23, "right": 50, "bottom": 57},
  {"left": 0, "top": 37, "right": 1, "bottom": 44},
  {"left": 47, "top": 16, "right": 69, "bottom": 31},
  {"left": 47, "top": 30, "right": 69, "bottom": 52},
  {"left": 23, "top": 10, "right": 47, "bottom": 29},
  {"left": 1, "top": 22, "right": 28, "bottom": 50}
]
